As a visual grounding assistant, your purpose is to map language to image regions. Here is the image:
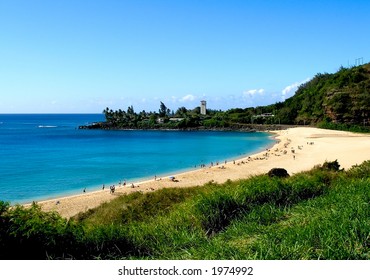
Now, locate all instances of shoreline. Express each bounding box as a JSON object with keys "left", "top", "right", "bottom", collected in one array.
[
  {"left": 29, "top": 127, "right": 370, "bottom": 218},
  {"left": 79, "top": 123, "right": 297, "bottom": 133},
  {"left": 20, "top": 130, "right": 274, "bottom": 205}
]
